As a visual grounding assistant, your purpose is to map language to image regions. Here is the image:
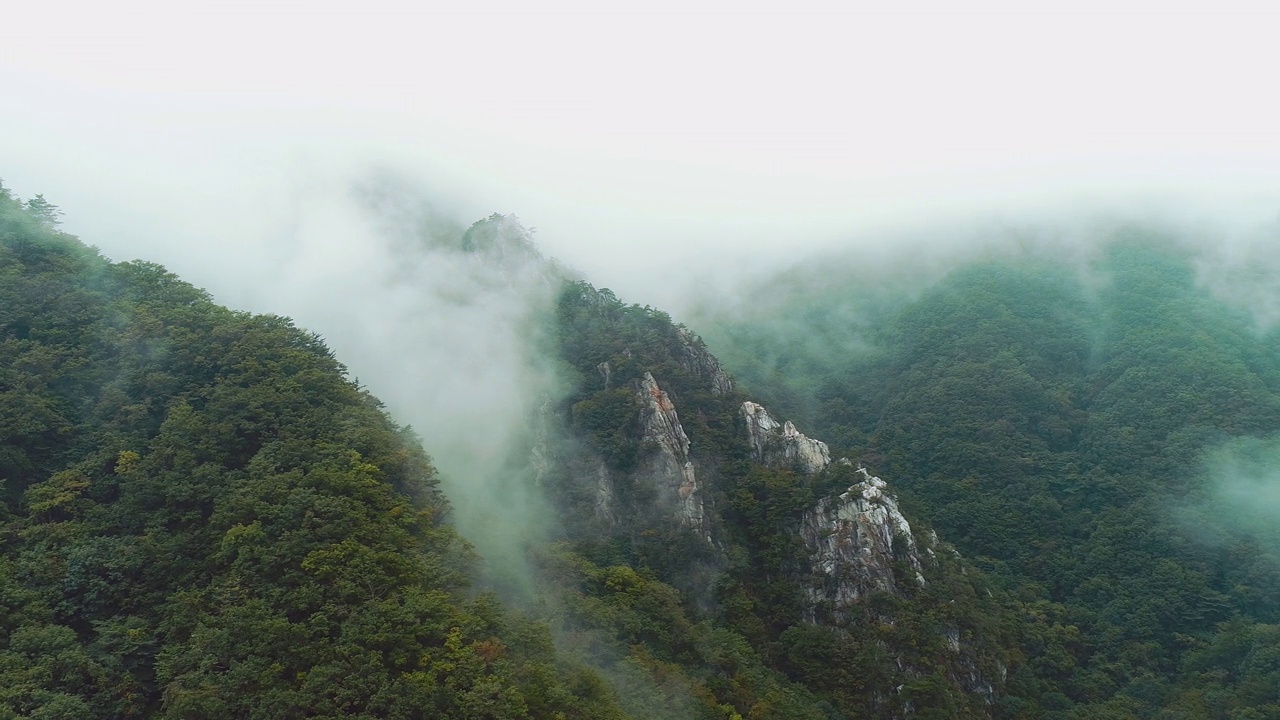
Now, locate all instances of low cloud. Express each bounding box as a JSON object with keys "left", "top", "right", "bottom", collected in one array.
[{"left": 189, "top": 167, "right": 570, "bottom": 592}]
